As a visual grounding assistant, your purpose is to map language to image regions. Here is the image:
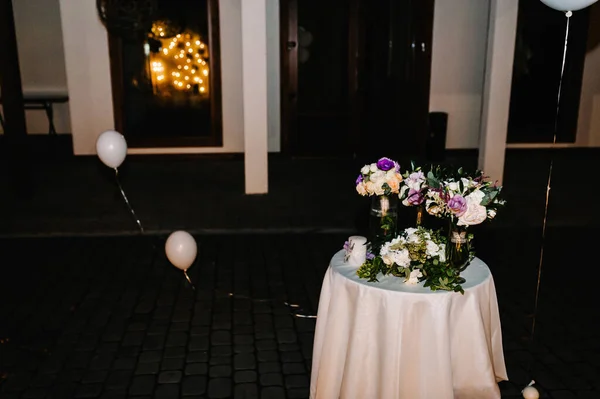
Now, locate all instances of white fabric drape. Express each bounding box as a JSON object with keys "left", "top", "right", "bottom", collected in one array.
[{"left": 310, "top": 251, "right": 508, "bottom": 399}]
